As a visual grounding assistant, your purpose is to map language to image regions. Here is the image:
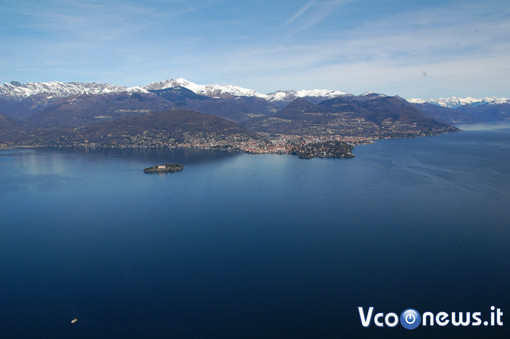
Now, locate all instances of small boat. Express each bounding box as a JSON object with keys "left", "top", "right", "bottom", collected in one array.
[{"left": 71, "top": 318, "right": 78, "bottom": 324}]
